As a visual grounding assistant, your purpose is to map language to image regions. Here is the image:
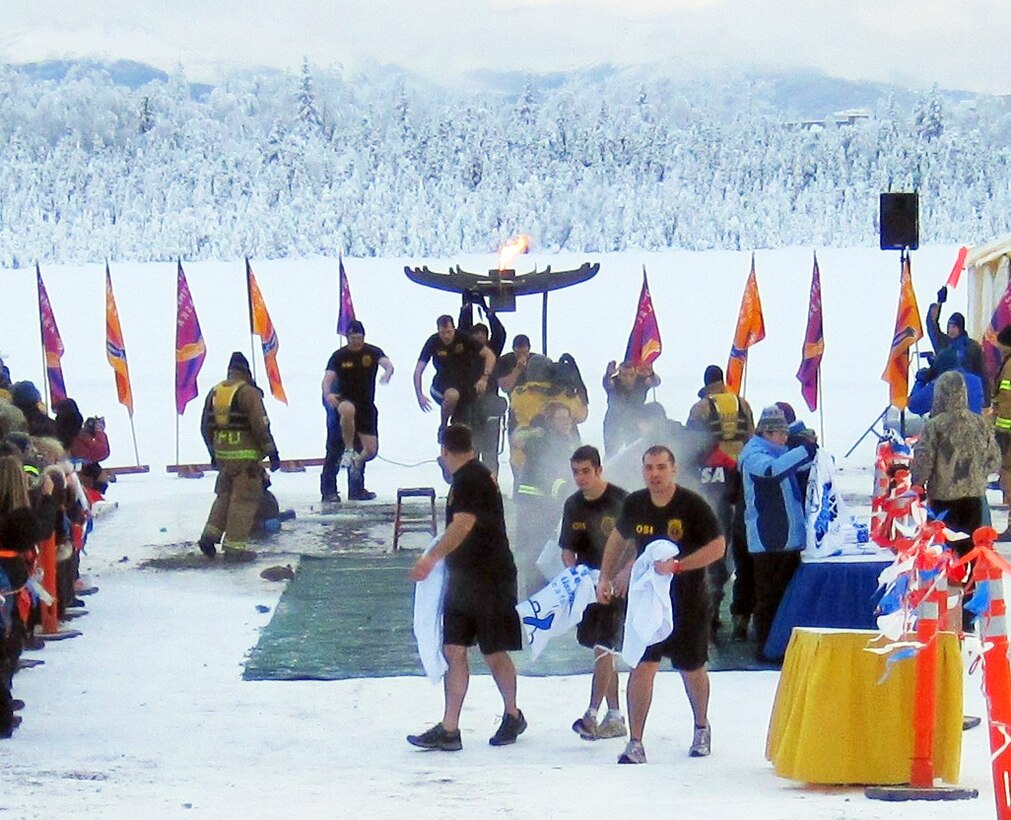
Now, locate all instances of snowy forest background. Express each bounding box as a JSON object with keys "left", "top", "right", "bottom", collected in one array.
[{"left": 1, "top": 57, "right": 1010, "bottom": 266}]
